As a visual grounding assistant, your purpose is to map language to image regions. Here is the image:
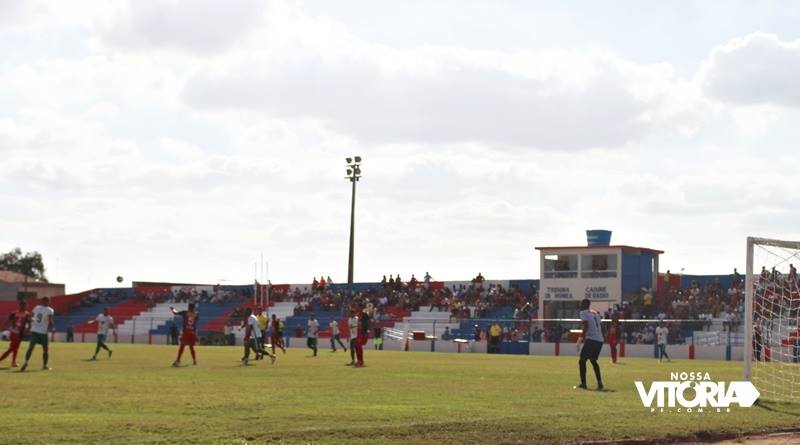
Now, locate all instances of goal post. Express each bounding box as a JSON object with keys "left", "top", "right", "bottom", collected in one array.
[
  {"left": 744, "top": 236, "right": 800, "bottom": 401},
  {"left": 744, "top": 237, "right": 753, "bottom": 381}
]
